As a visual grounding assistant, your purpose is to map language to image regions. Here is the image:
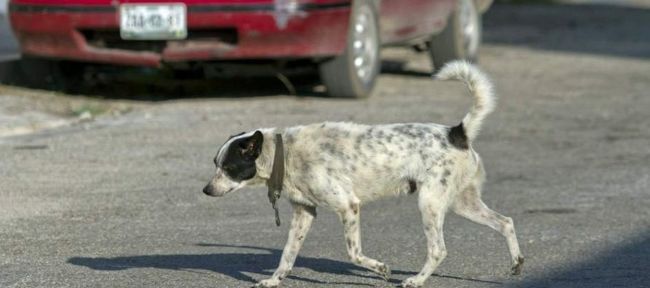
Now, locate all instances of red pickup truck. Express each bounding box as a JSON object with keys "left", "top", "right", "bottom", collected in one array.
[{"left": 9, "top": 0, "right": 492, "bottom": 97}]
